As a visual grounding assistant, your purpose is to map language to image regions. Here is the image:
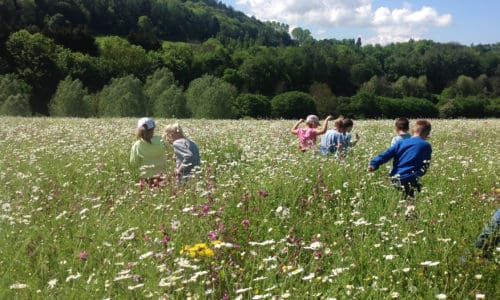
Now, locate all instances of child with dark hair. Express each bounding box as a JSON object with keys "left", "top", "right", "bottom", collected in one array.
[
  {"left": 368, "top": 119, "right": 432, "bottom": 199},
  {"left": 391, "top": 117, "right": 411, "bottom": 146},
  {"left": 342, "top": 118, "right": 360, "bottom": 155}
]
